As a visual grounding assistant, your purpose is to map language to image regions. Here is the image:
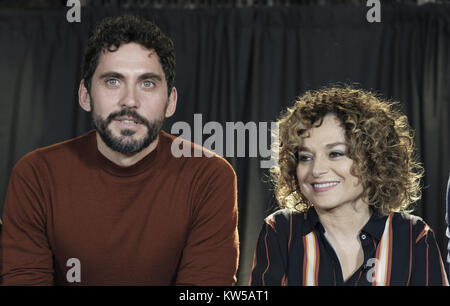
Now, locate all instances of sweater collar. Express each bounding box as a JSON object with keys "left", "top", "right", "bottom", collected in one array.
[{"left": 90, "top": 129, "right": 163, "bottom": 177}]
